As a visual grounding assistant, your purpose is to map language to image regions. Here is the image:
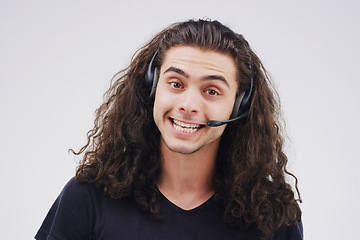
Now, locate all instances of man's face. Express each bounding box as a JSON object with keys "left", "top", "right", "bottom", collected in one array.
[{"left": 153, "top": 46, "right": 238, "bottom": 155}]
